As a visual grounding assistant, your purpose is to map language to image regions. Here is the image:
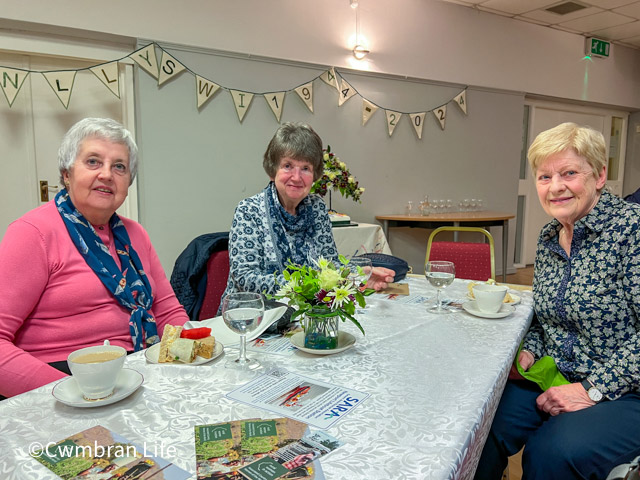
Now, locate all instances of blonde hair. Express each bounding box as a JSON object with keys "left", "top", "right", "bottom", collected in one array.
[{"left": 527, "top": 122, "right": 606, "bottom": 178}]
